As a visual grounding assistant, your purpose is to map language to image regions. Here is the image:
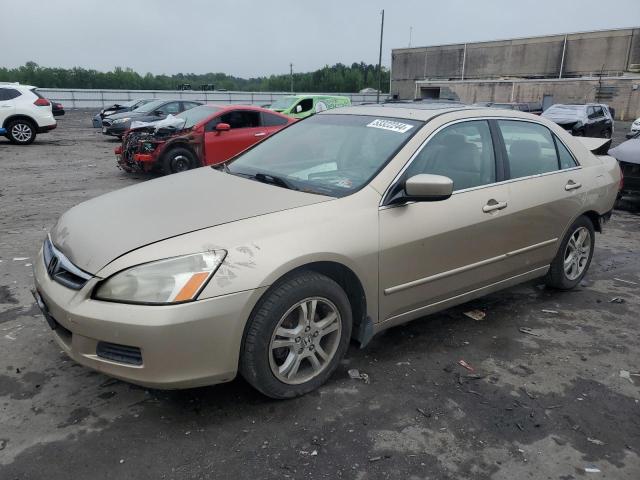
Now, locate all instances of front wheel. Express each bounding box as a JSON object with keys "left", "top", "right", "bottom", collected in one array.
[
  {"left": 240, "top": 271, "right": 352, "bottom": 399},
  {"left": 545, "top": 215, "right": 595, "bottom": 290},
  {"left": 161, "top": 147, "right": 198, "bottom": 175}
]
